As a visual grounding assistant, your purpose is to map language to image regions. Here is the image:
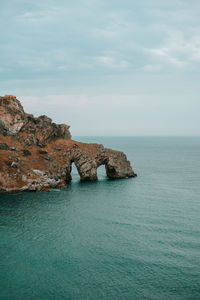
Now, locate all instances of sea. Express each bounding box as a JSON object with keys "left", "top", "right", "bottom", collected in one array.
[{"left": 0, "top": 137, "right": 200, "bottom": 300}]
